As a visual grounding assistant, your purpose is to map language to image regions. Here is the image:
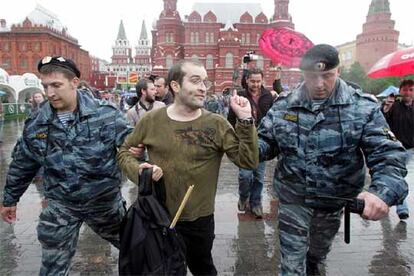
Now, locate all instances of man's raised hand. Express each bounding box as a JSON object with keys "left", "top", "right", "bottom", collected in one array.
[{"left": 230, "top": 89, "right": 252, "bottom": 120}]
